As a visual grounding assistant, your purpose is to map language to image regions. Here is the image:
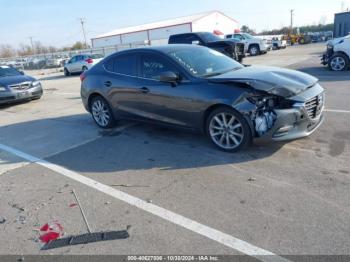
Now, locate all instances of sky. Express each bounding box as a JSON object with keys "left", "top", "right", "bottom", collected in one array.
[{"left": 0, "top": 0, "right": 347, "bottom": 48}]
